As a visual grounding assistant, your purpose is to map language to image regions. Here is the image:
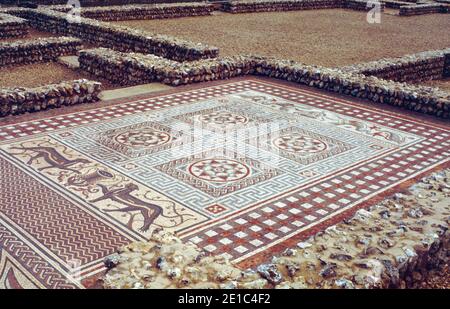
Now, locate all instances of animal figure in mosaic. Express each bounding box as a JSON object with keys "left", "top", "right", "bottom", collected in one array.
[
  {"left": 89, "top": 183, "right": 164, "bottom": 232},
  {"left": 9, "top": 144, "right": 91, "bottom": 173},
  {"left": 238, "top": 94, "right": 277, "bottom": 103},
  {"left": 286, "top": 105, "right": 406, "bottom": 144},
  {"left": 238, "top": 93, "right": 406, "bottom": 144},
  {"left": 239, "top": 94, "right": 298, "bottom": 110},
  {"left": 334, "top": 119, "right": 405, "bottom": 144},
  {"left": 239, "top": 93, "right": 329, "bottom": 118},
  {"left": 291, "top": 108, "right": 327, "bottom": 119}
]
